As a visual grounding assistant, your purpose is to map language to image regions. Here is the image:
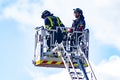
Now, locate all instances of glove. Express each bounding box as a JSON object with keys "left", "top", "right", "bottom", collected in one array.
[
  {"left": 68, "top": 28, "right": 73, "bottom": 33},
  {"left": 79, "top": 26, "right": 83, "bottom": 31}
]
